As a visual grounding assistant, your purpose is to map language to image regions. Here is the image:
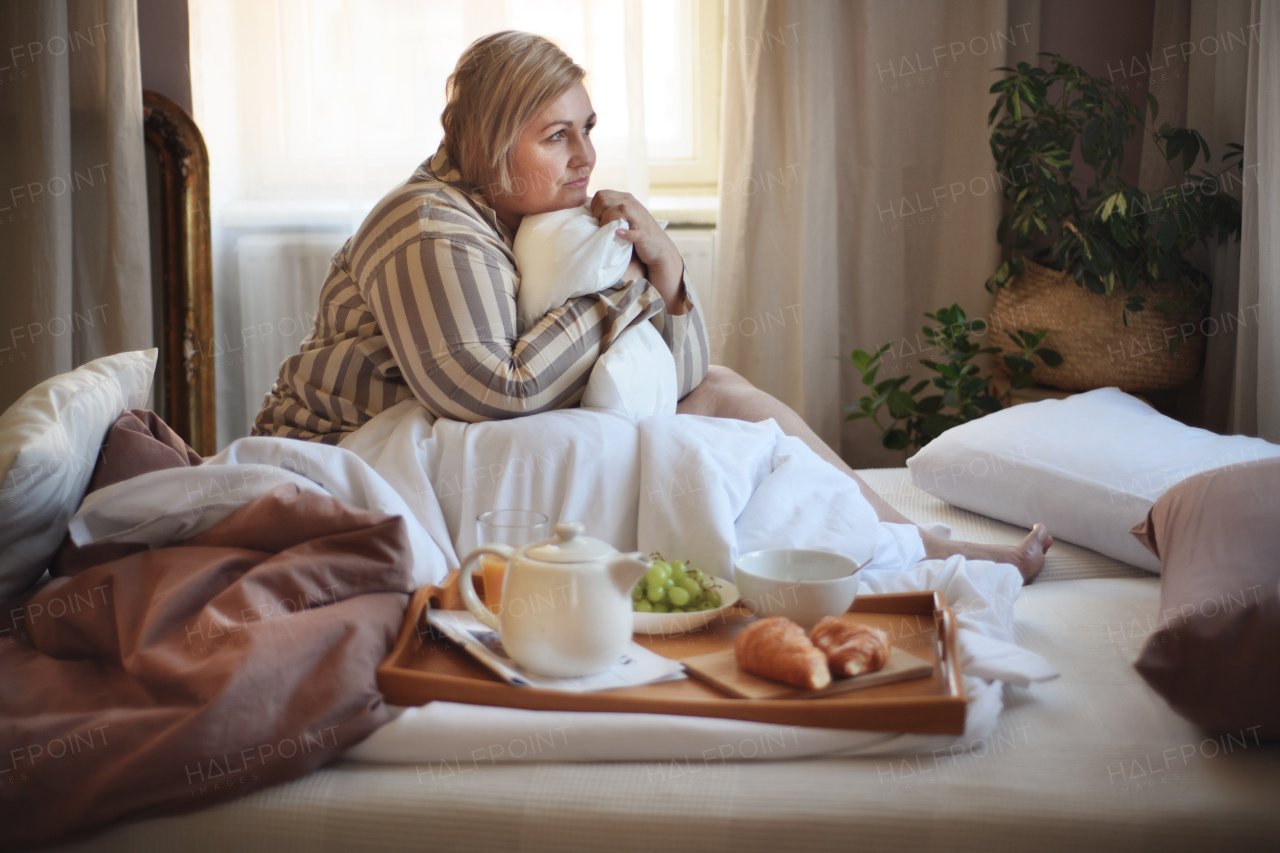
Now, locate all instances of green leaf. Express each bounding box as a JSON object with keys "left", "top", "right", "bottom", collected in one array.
[
  {"left": 909, "top": 380, "right": 929, "bottom": 395},
  {"left": 1099, "top": 193, "right": 1118, "bottom": 221},
  {"left": 916, "top": 395, "right": 944, "bottom": 415},
  {"left": 1004, "top": 354, "right": 1035, "bottom": 373},
  {"left": 887, "top": 390, "right": 916, "bottom": 419},
  {"left": 1036, "top": 348, "right": 1064, "bottom": 367},
  {"left": 850, "top": 349, "right": 872, "bottom": 371},
  {"left": 1181, "top": 133, "right": 1198, "bottom": 171},
  {"left": 974, "top": 395, "right": 1003, "bottom": 413},
  {"left": 882, "top": 429, "right": 911, "bottom": 451},
  {"left": 1146, "top": 91, "right": 1158, "bottom": 122},
  {"left": 921, "top": 414, "right": 954, "bottom": 439},
  {"left": 1159, "top": 212, "right": 1179, "bottom": 250}
]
